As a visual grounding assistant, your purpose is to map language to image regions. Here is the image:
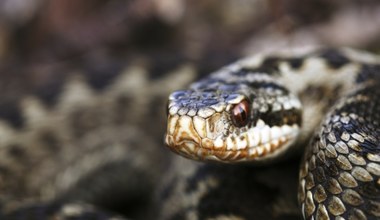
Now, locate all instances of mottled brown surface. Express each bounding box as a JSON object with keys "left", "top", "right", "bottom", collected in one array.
[{"left": 0, "top": 1, "right": 380, "bottom": 220}]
